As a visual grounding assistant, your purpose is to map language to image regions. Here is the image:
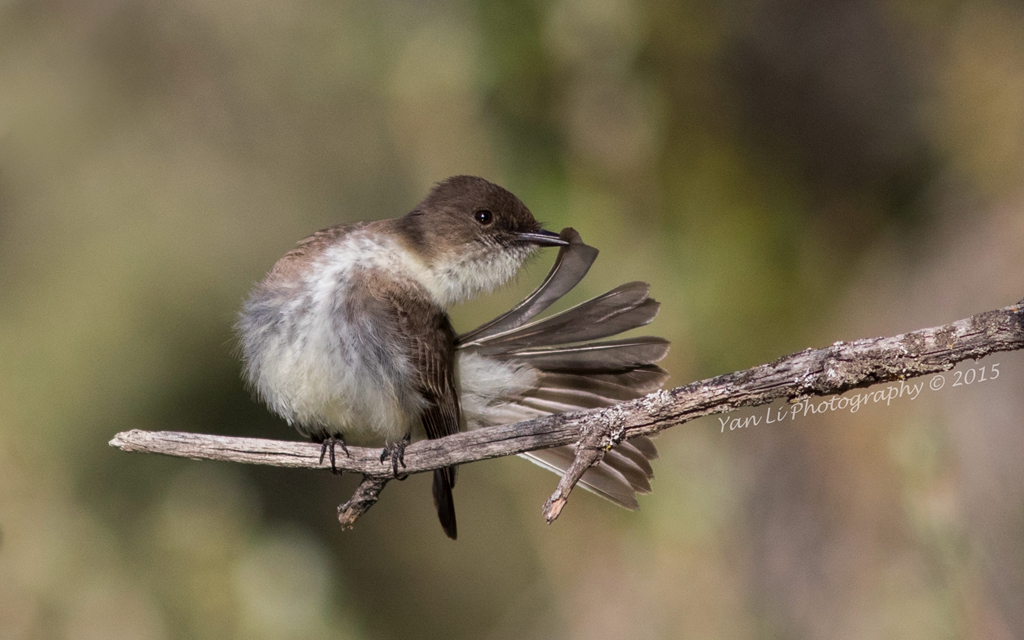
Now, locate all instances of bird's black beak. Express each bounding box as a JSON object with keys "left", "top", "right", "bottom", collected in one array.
[{"left": 517, "top": 229, "right": 569, "bottom": 246}]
